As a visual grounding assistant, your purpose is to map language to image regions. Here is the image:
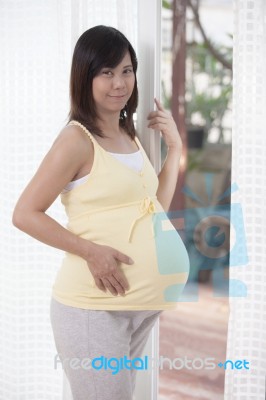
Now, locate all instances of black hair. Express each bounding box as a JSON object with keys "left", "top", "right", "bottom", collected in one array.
[{"left": 67, "top": 25, "right": 138, "bottom": 139}]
